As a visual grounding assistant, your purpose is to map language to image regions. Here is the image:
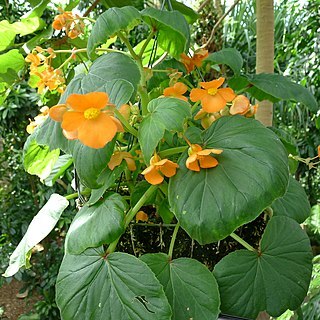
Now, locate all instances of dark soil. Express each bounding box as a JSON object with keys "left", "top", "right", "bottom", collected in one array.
[{"left": 0, "top": 279, "right": 39, "bottom": 320}]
